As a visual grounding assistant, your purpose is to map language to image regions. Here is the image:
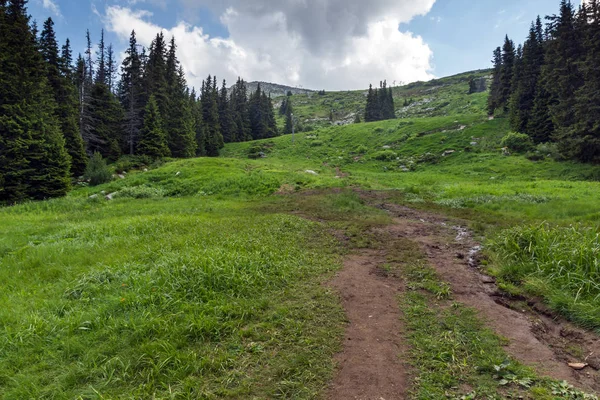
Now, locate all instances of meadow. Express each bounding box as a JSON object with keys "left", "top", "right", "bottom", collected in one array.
[{"left": 2, "top": 71, "right": 600, "bottom": 398}]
